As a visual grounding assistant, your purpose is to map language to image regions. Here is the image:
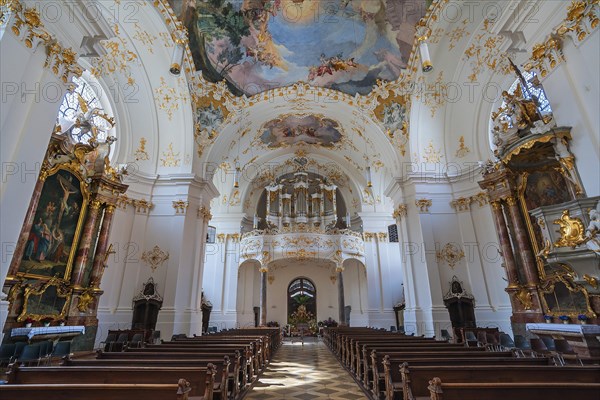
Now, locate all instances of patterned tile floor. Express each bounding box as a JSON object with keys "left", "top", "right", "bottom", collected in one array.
[{"left": 245, "top": 337, "right": 367, "bottom": 399}]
